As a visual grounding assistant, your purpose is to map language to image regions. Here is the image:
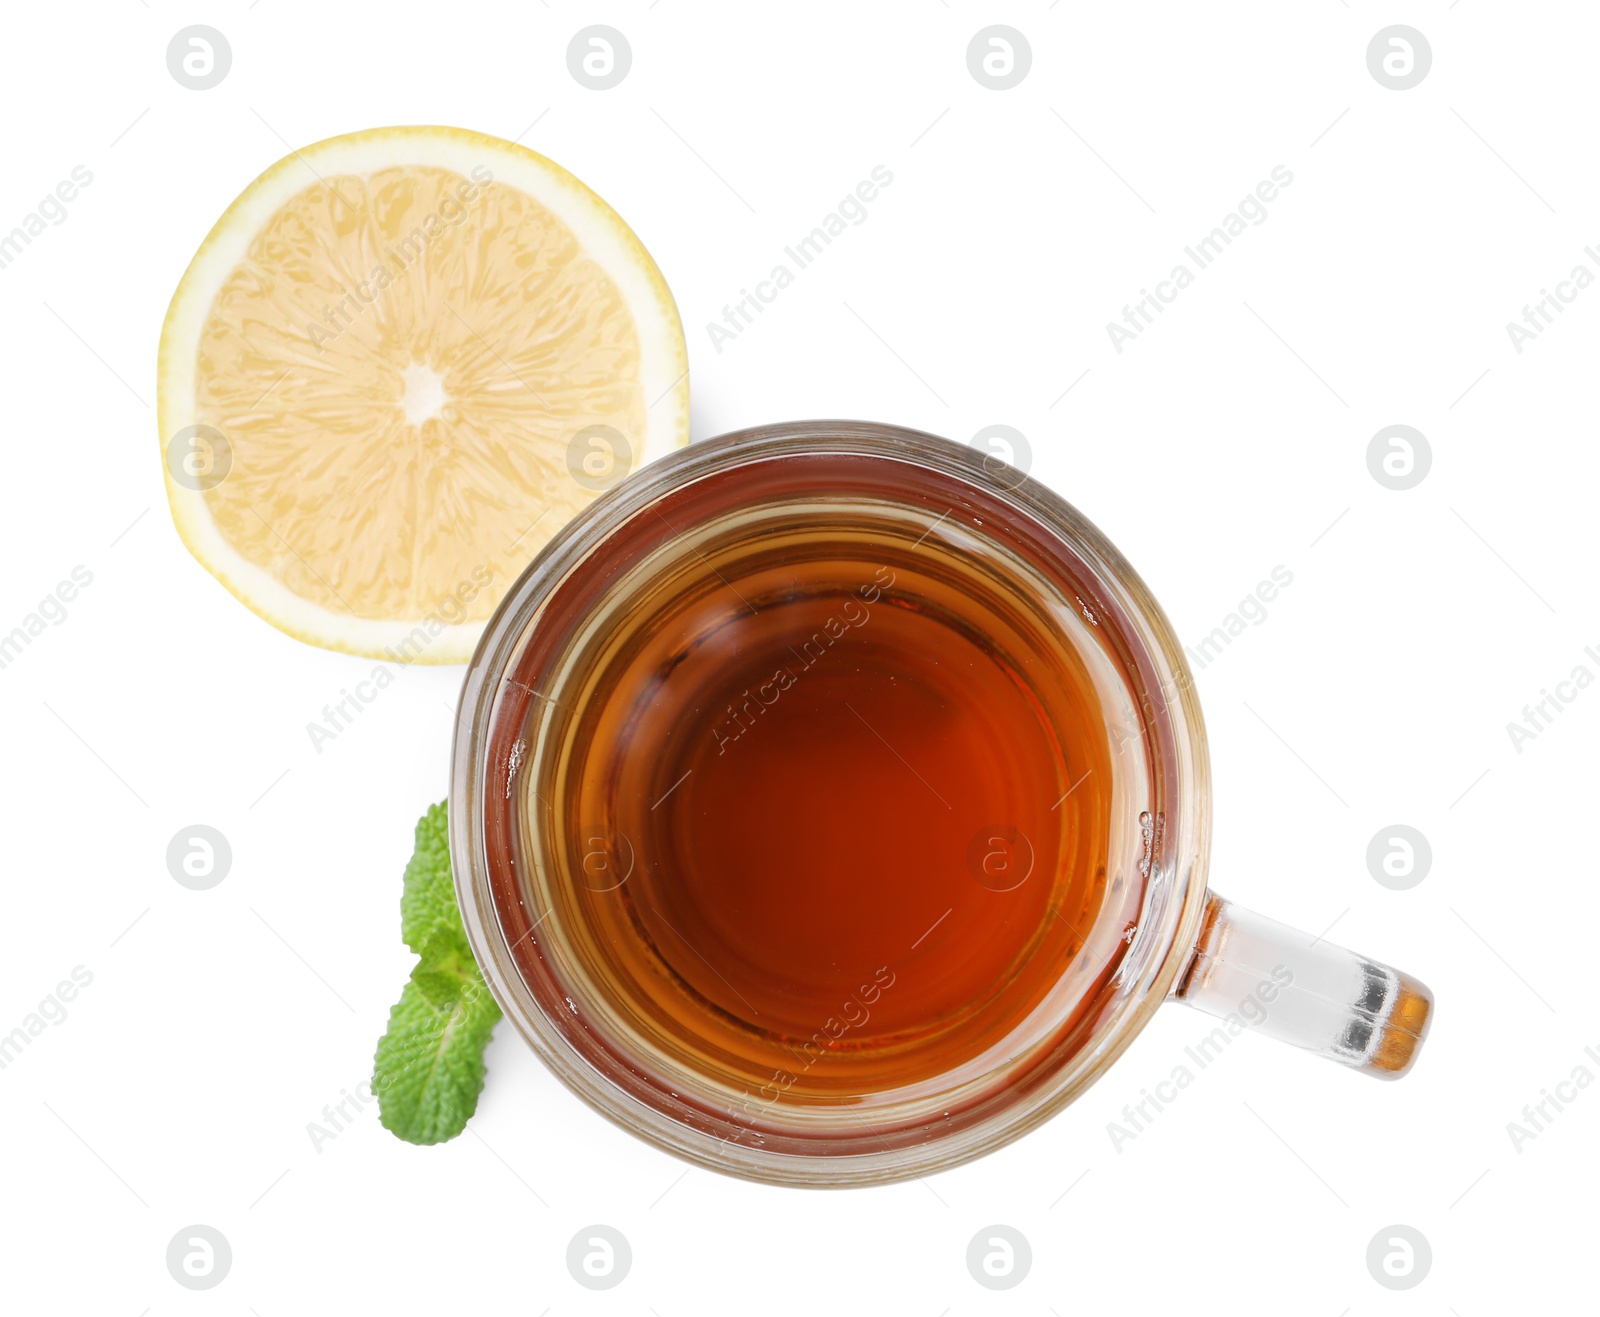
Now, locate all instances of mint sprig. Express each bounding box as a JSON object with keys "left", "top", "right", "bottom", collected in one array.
[{"left": 373, "top": 801, "right": 502, "bottom": 1145}]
